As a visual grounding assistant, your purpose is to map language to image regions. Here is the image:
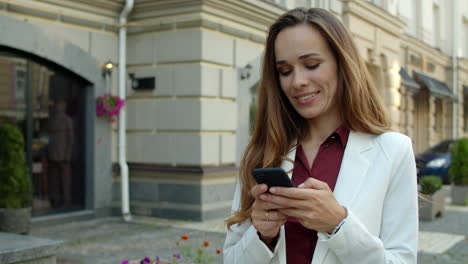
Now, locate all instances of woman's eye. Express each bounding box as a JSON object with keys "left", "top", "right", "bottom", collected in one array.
[
  {"left": 306, "top": 63, "right": 320, "bottom": 70},
  {"left": 278, "top": 71, "right": 291, "bottom": 76}
]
